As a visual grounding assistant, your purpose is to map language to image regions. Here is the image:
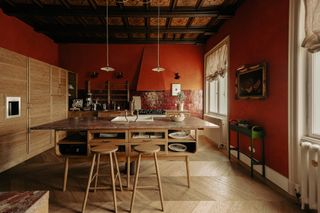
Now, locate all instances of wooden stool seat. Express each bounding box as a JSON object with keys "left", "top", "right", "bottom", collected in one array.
[
  {"left": 130, "top": 144, "right": 164, "bottom": 212},
  {"left": 134, "top": 144, "right": 160, "bottom": 154},
  {"left": 91, "top": 144, "right": 118, "bottom": 154}
]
